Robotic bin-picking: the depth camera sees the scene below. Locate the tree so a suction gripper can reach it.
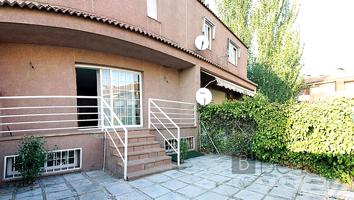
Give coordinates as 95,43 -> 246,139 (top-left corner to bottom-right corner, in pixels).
217,0 -> 252,47
218,0 -> 304,102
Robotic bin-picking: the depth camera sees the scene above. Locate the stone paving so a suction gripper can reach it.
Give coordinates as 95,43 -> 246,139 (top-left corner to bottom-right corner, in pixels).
0,154 -> 353,200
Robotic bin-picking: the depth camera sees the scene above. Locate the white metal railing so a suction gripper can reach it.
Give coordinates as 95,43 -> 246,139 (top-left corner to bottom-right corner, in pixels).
148,98 -> 196,167
101,98 -> 128,180
0,96 -> 102,134
0,95 -> 128,180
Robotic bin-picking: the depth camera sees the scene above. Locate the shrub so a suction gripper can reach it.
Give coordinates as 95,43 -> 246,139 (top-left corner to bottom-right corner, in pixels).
199,95 -> 354,183
199,99 -> 257,157
16,136 -> 47,184
180,140 -> 188,163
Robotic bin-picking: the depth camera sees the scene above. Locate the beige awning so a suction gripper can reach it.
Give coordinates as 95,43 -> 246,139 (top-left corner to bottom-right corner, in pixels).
203,71 -> 256,96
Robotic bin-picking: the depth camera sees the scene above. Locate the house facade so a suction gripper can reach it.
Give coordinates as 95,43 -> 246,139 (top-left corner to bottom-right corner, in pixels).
0,0 -> 257,181
299,70 -> 354,102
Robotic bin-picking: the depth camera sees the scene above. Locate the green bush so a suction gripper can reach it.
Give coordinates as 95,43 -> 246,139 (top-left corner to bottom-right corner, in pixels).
180,140 -> 188,163
199,95 -> 354,183
16,136 -> 47,184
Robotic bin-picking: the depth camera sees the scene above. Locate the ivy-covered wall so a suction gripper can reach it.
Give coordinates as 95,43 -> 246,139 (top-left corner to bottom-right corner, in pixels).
199,96 -> 354,183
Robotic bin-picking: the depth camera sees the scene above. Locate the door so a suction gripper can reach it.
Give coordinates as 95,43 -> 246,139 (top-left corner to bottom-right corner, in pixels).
76,68 -> 99,127
100,68 -> 142,127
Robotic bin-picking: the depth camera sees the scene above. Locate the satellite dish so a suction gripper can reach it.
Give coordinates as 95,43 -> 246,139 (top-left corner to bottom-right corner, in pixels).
196,88 -> 212,106
195,35 -> 209,51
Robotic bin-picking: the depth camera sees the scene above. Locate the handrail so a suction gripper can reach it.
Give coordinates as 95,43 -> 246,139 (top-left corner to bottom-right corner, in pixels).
0,95 -> 101,99
101,98 -> 128,180
148,98 -> 198,168
0,95 -> 128,180
149,98 -> 195,105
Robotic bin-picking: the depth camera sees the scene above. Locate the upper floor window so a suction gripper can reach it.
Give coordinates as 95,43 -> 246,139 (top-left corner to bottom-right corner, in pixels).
147,0 -> 158,20
228,39 -> 240,66
203,18 -> 215,49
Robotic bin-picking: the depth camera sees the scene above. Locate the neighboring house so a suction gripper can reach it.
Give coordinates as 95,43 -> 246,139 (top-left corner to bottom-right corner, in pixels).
0,0 -> 256,181
299,69 -> 354,102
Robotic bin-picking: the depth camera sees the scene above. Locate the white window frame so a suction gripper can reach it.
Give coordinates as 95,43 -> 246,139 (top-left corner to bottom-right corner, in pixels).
165,136 -> 195,154
147,0 -> 158,20
76,64 -> 143,128
228,39 -> 241,66
3,148 -> 82,180
203,17 -> 216,50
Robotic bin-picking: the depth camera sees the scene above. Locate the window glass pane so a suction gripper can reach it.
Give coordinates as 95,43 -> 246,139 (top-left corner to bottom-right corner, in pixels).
228,42 -> 237,65
147,0 -> 157,19
101,69 -> 141,126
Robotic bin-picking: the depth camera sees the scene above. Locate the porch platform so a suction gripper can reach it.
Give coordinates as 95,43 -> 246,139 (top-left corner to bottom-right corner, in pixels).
1,155 -> 353,200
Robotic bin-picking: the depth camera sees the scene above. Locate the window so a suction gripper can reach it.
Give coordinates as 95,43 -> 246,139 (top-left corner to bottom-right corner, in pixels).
228,40 -> 240,66
101,69 -> 142,127
203,18 -> 215,49
147,0 -> 157,20
320,82 -> 335,94
4,148 -> 82,180
309,86 -> 320,95
165,137 -> 195,154
344,81 -> 354,92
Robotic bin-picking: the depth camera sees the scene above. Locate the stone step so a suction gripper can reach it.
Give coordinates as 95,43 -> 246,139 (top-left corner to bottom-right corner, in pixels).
110,141 -> 161,152
112,148 -> 166,161
116,156 -> 172,174
127,164 -> 176,180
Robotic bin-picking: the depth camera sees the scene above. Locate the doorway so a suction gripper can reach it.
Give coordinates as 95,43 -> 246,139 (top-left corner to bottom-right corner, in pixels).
76,68 -> 99,127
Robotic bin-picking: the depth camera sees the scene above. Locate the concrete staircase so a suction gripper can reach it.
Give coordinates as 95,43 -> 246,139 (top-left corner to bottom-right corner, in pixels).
107,130 -> 174,180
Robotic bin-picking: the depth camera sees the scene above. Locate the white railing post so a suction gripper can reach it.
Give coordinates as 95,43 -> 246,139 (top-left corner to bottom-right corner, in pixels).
100,97 -> 104,131
148,98 -> 196,168
124,130 -> 128,181
148,98 -> 151,129
177,127 -> 180,167
101,98 -> 128,180
194,104 -> 197,127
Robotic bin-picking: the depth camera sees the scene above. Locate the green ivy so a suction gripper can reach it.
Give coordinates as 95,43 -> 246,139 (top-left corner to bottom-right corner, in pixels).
199,95 -> 354,183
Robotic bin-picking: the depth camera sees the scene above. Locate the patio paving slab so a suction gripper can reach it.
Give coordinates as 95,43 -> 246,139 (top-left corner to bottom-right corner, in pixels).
115,190 -> 152,200
78,190 -> 110,200
145,174 -> 171,183
234,189 -> 265,200
139,184 -> 171,198
128,178 -> 155,189
176,185 -> 207,198
195,191 -> 228,200
193,179 -> 217,190
106,182 -> 134,196
45,189 -> 76,200
211,184 -> 240,197
160,179 -> 188,191
155,192 -> 188,200
2,154 -> 353,200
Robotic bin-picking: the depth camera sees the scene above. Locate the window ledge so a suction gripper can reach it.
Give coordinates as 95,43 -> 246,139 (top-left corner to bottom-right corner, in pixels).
147,16 -> 161,24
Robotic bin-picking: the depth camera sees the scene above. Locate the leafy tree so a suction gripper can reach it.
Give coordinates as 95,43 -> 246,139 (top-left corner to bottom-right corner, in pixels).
218,0 -> 304,102
217,0 -> 252,47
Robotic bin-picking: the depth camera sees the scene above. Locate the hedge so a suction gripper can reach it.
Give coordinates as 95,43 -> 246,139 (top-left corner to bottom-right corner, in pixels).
199,95 -> 354,183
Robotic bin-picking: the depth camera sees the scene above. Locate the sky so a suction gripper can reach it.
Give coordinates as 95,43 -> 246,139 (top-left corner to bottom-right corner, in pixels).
297,0 -> 354,76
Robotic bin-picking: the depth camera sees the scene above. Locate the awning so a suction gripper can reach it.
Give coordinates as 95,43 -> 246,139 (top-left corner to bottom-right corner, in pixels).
203,71 -> 256,96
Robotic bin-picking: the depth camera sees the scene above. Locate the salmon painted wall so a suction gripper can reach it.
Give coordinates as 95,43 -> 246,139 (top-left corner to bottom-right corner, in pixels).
0,43 -> 199,132
15,0 -> 249,79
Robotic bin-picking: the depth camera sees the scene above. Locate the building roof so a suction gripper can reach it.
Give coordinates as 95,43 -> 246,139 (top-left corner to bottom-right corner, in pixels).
305,75 -> 354,85
0,0 -> 256,87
